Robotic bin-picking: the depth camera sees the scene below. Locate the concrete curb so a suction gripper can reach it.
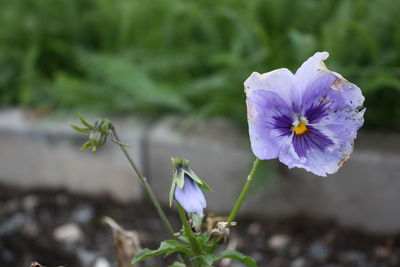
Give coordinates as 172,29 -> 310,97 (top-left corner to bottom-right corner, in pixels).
0,108 -> 399,233
0,109 -> 145,201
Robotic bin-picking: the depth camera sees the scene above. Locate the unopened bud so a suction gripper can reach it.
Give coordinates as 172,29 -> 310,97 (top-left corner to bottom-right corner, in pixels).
89,129 -> 107,147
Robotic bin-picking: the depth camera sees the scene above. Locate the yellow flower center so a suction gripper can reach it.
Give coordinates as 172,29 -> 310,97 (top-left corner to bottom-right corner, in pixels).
293,121 -> 308,135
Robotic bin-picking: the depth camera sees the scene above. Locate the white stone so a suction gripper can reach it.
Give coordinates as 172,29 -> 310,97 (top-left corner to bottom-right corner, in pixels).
267,234 -> 290,251
93,258 -> 111,267
53,223 -> 83,244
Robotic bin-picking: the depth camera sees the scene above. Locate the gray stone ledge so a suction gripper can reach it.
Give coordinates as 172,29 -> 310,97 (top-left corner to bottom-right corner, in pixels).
0,109 -> 145,201
0,109 -> 400,233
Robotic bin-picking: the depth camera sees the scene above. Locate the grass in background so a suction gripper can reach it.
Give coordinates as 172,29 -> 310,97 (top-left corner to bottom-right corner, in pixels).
0,0 -> 399,129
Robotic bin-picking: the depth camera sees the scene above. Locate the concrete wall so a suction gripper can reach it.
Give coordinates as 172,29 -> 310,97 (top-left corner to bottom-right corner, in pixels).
0,108 -> 399,233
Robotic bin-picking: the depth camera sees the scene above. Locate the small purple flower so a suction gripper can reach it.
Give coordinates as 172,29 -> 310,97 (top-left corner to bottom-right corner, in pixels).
170,158 -> 212,216
174,175 -> 207,216
245,52 -> 365,176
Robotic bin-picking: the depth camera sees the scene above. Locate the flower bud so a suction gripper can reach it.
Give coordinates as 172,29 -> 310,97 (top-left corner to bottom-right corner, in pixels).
71,115 -> 111,152
174,175 -> 206,216
169,157 -> 213,216
89,129 -> 107,147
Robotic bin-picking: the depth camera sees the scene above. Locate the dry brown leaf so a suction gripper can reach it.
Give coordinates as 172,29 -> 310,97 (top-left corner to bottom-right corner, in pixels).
103,216 -> 142,267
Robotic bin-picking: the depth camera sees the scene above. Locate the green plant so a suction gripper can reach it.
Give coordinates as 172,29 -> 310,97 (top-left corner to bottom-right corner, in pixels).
1,0 -> 399,128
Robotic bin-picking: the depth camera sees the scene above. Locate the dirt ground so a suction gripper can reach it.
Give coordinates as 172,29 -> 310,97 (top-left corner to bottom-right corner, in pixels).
0,184 -> 399,267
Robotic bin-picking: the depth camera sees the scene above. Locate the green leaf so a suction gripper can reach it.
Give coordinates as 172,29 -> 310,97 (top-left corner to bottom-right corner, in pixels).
171,157 -> 189,168
185,169 -> 213,192
200,254 -> 214,265
70,123 -> 89,134
110,139 -> 131,147
214,250 -> 258,267
80,141 -> 93,150
176,170 -> 185,189
190,214 -> 204,229
78,113 -> 94,129
196,232 -> 210,244
101,119 -> 110,133
197,179 -> 213,192
184,169 -> 202,184
168,261 -> 186,267
169,179 -> 176,207
132,240 -> 192,264
178,234 -> 190,244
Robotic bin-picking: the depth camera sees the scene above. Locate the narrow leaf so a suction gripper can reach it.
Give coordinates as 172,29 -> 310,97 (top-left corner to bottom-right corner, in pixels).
176,170 -> 185,189
132,240 -> 192,264
197,180 -> 213,192
200,254 -> 214,265
80,141 -> 93,150
169,180 -> 176,207
214,250 -> 258,267
185,170 -> 213,192
78,113 -> 94,128
168,262 -> 186,267
70,123 -> 89,134
178,234 -> 190,244
101,119 -> 110,132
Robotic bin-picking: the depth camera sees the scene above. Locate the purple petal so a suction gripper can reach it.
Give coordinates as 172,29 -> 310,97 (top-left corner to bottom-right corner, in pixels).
279,141 -> 344,176
245,69 -> 301,112
294,51 -> 330,93
300,61 -> 365,165
174,176 -> 206,216
292,126 -> 334,159
246,89 -> 296,159
245,69 -> 302,159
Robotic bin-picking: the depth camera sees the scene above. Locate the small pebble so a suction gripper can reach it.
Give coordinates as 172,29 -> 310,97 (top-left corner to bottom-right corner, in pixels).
340,250 -> 367,265
247,222 -> 262,236
77,249 -> 97,267
93,257 -> 111,267
291,257 -> 307,267
72,205 -> 95,224
22,195 -> 39,211
53,223 -> 83,244
267,234 -> 290,251
0,213 -> 26,235
308,241 -> 328,261
374,246 -> 391,259
22,222 -> 39,237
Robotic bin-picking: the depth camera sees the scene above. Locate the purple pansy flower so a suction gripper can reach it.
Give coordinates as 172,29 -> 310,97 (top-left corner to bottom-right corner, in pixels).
245,52 -> 365,176
174,175 -> 207,216
170,158 -> 212,216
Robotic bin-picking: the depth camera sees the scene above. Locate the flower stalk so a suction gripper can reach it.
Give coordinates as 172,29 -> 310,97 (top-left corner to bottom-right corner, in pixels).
110,126 -> 193,267
177,203 -> 203,266
227,158 -> 260,223
209,158 -> 260,252
110,125 -> 175,236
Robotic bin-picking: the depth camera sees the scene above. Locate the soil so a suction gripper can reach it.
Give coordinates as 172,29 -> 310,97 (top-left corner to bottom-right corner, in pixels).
0,184 -> 399,267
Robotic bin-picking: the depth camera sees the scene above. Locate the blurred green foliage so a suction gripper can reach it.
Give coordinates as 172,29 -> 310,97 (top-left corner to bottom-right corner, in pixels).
0,0 -> 399,129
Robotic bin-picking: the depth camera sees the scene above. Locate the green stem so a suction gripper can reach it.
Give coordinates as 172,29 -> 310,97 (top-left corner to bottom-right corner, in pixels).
227,158 -> 260,222
208,158 -> 261,253
110,126 -> 192,267
177,203 -> 203,265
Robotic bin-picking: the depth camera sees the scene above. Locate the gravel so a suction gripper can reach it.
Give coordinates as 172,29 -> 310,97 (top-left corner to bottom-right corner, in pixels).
0,184 -> 399,267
